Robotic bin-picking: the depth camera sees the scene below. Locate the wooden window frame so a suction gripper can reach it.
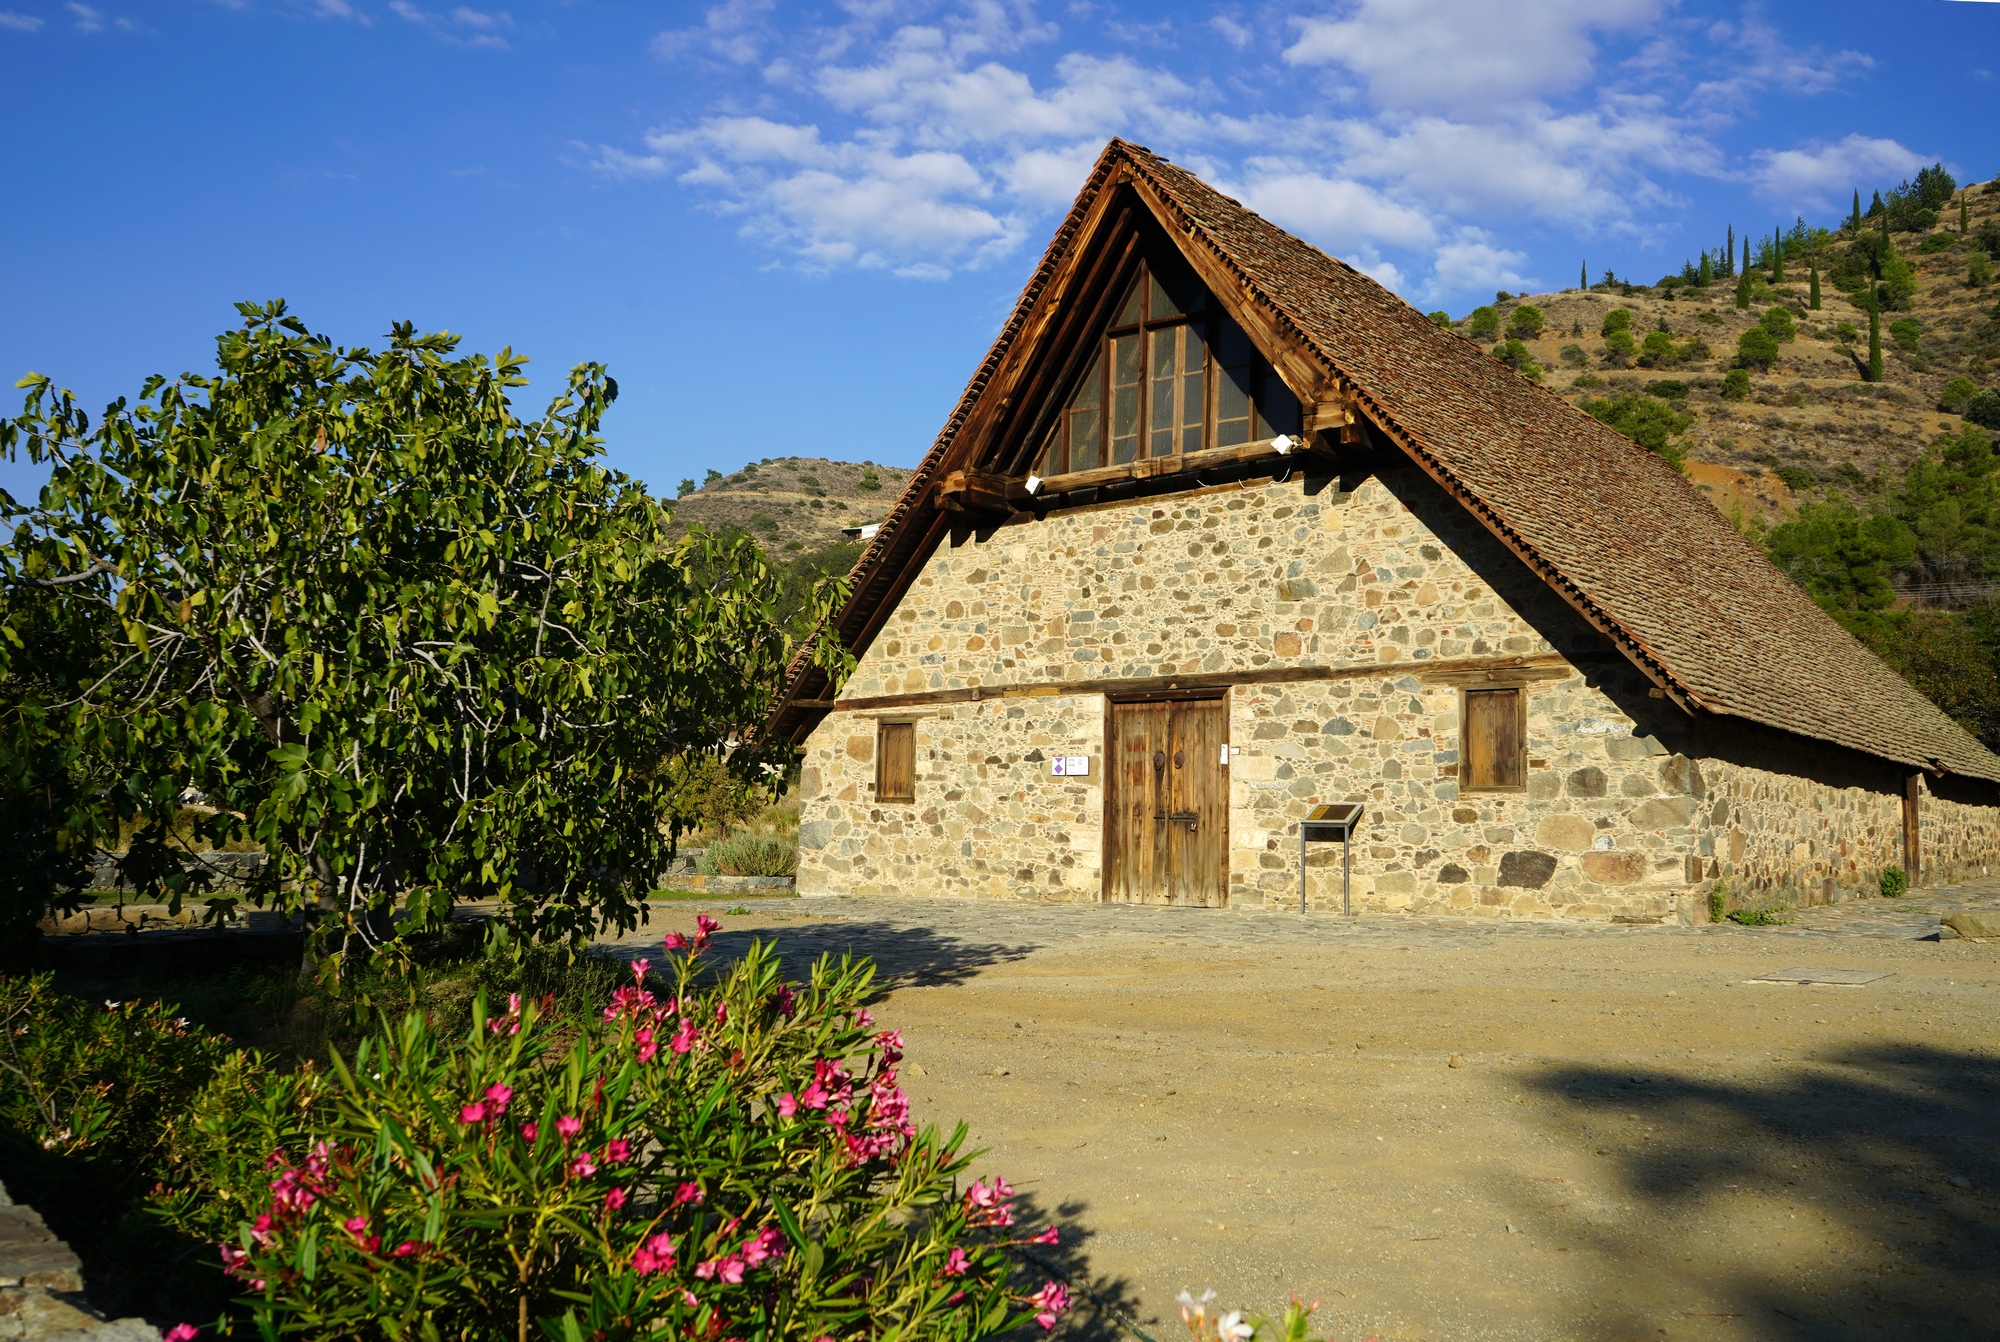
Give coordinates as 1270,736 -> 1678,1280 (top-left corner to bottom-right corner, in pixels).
875,720 -> 916,805
1037,254 -> 1301,477
1459,686 -> 1528,794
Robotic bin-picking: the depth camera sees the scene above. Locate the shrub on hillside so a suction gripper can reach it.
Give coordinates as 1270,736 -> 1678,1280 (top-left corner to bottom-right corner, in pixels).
1581,393 -> 1692,469
1966,389 -> 2000,431
1760,306 -> 1797,342
1736,327 -> 1780,370
1600,308 -> 1632,337
1506,304 -> 1544,339
1600,329 -> 1636,368
1559,343 -> 1588,367
1465,306 -> 1500,341
1939,377 -> 1980,415
1721,369 -> 1751,400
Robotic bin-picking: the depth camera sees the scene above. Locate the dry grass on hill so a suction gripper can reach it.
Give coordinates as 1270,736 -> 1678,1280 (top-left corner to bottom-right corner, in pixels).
1484,180 -> 1999,528
665,456 -> 913,555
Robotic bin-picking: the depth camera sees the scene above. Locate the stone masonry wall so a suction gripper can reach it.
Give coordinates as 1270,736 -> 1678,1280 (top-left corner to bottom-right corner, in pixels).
798,464 -> 2000,916
796,695 -> 1104,900
1920,782 -> 2000,888
1232,663 -> 1694,921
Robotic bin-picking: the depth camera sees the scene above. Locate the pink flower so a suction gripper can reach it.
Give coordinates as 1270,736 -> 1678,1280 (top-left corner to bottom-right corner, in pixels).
943,1248 -> 970,1278
484,1084 -> 513,1115
630,957 -> 651,980
460,1102 -> 488,1124
876,1029 -> 905,1062
673,1181 -> 705,1207
798,1081 -> 830,1111
634,1027 -> 658,1063
604,1138 -> 631,1164
1032,1226 -> 1059,1245
694,1253 -> 745,1284
520,1122 -> 539,1144
963,1177 -> 1015,1228
344,1215 -> 369,1234
556,1115 -> 582,1141
663,932 -> 688,951
164,1325 -> 199,1341
740,1226 -> 786,1268
772,986 -> 796,1019
570,1153 -> 598,1178
696,914 -> 720,939
604,1187 -> 628,1212
391,1241 -> 419,1258
1033,1282 -> 1069,1330
633,1232 -> 676,1276
672,1018 -> 699,1054
714,1001 -> 729,1025
853,1008 -> 874,1028
776,1093 -> 799,1118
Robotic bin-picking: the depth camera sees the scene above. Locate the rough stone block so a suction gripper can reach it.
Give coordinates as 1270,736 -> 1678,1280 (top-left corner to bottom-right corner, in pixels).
1630,796 -> 1697,829
1606,734 -> 1668,760
1498,850 -> 1557,888
1534,815 -> 1595,852
1581,851 -> 1648,884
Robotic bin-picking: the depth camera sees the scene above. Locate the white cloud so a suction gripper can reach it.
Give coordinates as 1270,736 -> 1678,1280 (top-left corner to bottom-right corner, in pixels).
1284,0 -> 1666,115
1693,17 -> 1871,107
652,0 -> 773,65
0,10 -> 43,30
391,0 -> 510,48
68,3 -> 101,31
1422,230 -> 1536,304
1208,14 -> 1249,49
1233,167 -> 1436,251
1749,134 -> 1933,213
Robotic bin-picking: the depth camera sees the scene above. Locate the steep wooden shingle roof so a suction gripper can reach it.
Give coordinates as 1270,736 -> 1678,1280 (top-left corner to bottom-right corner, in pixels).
766,139 -> 2000,785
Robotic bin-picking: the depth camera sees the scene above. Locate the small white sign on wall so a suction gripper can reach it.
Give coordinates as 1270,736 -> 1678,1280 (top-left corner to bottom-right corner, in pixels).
1050,755 -> 1090,776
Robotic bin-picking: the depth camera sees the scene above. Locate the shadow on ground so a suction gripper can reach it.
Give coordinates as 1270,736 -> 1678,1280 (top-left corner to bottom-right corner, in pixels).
1521,1043 -> 2000,1340
1002,1190 -> 1149,1342
602,920 -> 1040,992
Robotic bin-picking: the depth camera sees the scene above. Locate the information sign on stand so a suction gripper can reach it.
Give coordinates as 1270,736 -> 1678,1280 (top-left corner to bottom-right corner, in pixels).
1300,802 -> 1365,915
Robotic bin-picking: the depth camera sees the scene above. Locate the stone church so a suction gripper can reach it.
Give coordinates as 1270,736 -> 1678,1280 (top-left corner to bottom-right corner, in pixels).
764,139 -> 2000,923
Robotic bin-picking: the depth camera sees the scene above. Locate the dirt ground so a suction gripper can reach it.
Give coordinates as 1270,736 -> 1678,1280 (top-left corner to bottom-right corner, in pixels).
622,899 -> 2000,1342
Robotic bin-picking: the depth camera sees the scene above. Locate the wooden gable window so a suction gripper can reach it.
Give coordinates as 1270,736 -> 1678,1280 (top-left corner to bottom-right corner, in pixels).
1035,251 -> 1302,477
1462,688 -> 1525,791
875,721 -> 915,804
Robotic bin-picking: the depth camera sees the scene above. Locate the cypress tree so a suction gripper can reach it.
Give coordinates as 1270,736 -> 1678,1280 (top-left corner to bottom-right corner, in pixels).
1868,302 -> 1883,382
1698,251 -> 1713,287
1581,260 -> 1588,291
1851,189 -> 1863,233
1726,224 -> 1735,274
1772,226 -> 1784,283
1809,262 -> 1821,310
1744,236 -> 1752,276
1963,192 -> 1971,234
1881,208 -> 1890,242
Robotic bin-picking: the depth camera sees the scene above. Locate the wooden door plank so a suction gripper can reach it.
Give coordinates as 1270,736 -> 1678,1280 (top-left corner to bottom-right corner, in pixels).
1108,703 -> 1170,904
1167,701 -> 1228,907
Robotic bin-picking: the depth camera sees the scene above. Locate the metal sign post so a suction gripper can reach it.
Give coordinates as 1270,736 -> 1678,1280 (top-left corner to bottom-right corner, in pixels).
1300,802 -> 1365,915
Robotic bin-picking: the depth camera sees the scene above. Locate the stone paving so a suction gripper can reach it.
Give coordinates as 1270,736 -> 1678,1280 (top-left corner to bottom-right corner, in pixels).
599,878 -> 2000,983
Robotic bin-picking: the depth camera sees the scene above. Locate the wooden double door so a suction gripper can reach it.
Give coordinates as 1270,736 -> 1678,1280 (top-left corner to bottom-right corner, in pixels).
1106,698 -> 1229,906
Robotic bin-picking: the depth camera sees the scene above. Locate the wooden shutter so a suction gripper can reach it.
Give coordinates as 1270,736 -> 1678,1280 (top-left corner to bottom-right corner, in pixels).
876,722 -> 915,803
1464,689 -> 1524,790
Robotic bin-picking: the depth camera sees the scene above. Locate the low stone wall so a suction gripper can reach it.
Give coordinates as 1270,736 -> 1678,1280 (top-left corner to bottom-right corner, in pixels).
80,850 -> 270,896
659,875 -> 796,894
0,1178 -> 158,1341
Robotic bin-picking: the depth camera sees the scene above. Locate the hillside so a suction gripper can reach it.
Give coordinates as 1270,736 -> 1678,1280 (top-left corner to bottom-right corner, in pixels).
664,456 -> 913,555
1455,174 -> 2000,529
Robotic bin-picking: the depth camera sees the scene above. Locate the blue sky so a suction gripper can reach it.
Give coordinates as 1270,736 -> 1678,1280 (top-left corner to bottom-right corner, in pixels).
2,0 -> 1996,501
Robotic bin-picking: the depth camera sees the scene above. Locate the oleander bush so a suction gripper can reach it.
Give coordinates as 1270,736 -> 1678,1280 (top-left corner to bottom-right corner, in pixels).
1,927 -> 1060,1342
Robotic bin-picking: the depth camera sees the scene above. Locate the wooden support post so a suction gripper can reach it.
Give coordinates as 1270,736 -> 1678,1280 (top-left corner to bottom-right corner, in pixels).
1903,771 -> 1923,887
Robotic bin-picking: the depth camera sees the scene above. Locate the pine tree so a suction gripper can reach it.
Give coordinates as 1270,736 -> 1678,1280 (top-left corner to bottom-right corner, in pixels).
1868,302 -> 1883,382
1870,189 -> 1884,218
1772,226 -> 1784,283
1851,189 -> 1863,233
1809,263 -> 1821,310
